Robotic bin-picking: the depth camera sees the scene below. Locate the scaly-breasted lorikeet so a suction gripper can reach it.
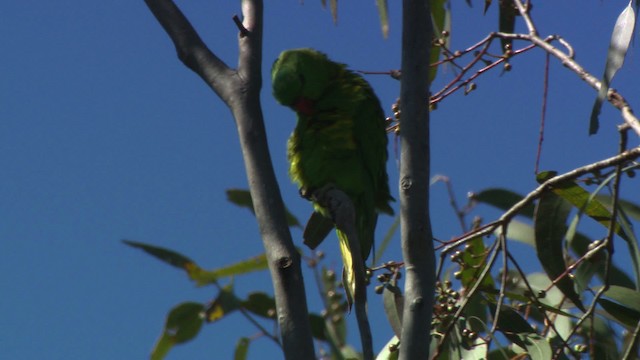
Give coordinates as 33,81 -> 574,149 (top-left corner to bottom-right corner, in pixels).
272,48 -> 394,299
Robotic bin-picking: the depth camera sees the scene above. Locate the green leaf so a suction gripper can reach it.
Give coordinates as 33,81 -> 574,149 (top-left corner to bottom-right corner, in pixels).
590,0 -> 636,134
226,188 -> 301,228
586,316 -> 621,359
512,333 -> 553,360
374,215 -> 400,265
382,283 -> 404,338
536,171 -> 629,241
534,190 -> 584,310
602,285 -> 640,312
459,236 -> 495,290
234,337 -> 250,360
595,195 -> 640,222
430,0 -> 450,83
151,302 -> 205,360
205,284 -> 241,323
192,253 -> 269,286
472,188 -> 535,218
123,239 -> 194,269
241,292 -> 276,319
488,303 -> 535,348
495,219 -> 535,247
598,298 -> 640,328
376,0 -> 389,38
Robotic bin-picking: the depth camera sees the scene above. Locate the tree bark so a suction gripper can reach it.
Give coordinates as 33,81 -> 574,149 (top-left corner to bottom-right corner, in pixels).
144,1 -> 315,358
398,0 -> 435,359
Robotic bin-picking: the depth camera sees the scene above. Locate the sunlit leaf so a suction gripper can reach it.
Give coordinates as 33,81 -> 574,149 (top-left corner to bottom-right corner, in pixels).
512,333 -> 553,360
376,0 -> 389,38
376,335 -> 400,360
590,0 -> 636,134
534,190 -> 584,310
192,253 -> 269,286
226,188 -> 301,228
536,171 -> 630,241
151,302 -> 205,360
495,219 -> 535,246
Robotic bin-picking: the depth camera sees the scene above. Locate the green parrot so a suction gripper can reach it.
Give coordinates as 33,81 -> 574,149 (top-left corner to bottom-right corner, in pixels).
271,48 -> 394,299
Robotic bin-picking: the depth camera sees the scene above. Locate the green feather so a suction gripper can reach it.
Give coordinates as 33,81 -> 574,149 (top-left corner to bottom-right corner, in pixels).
272,48 -> 394,298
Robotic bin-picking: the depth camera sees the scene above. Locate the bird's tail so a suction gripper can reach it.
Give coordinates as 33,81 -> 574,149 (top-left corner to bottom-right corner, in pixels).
337,229 -> 356,308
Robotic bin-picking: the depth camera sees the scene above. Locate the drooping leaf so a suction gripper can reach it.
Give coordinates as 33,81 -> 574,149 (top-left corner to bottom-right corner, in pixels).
495,219 -> 535,247
376,0 -> 389,38
226,188 -> 301,228
534,190 -> 584,310
382,283 -> 404,338
234,337 -> 250,360
598,298 -> 640,328
590,0 -> 636,134
584,315 -> 621,359
124,240 -> 269,286
374,214 -> 400,265
472,188 -> 535,218
483,0 -> 492,14
123,239 -> 194,269
430,0 -> 450,83
151,302 -> 205,360
488,302 -> 535,348
595,195 -> 640,222
602,285 -> 640,312
569,231 -> 635,289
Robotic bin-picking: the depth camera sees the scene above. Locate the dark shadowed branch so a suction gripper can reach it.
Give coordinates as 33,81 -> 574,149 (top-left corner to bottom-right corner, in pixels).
398,0 -> 435,359
143,0 -> 315,358
311,186 -> 373,360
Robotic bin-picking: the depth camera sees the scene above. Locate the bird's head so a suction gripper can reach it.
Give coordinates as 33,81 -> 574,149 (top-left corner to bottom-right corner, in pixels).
271,48 -> 333,113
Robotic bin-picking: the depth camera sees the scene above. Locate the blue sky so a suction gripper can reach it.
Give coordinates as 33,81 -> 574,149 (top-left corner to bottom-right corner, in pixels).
2,1 -> 639,359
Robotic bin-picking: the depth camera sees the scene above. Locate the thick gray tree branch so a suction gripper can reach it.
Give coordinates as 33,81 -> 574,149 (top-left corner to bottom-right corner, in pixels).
398,0 -> 435,359
144,0 -> 315,358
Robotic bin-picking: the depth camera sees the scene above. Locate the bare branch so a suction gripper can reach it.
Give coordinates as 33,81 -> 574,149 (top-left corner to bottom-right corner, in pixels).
144,1 -> 315,358
398,0 -> 434,359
